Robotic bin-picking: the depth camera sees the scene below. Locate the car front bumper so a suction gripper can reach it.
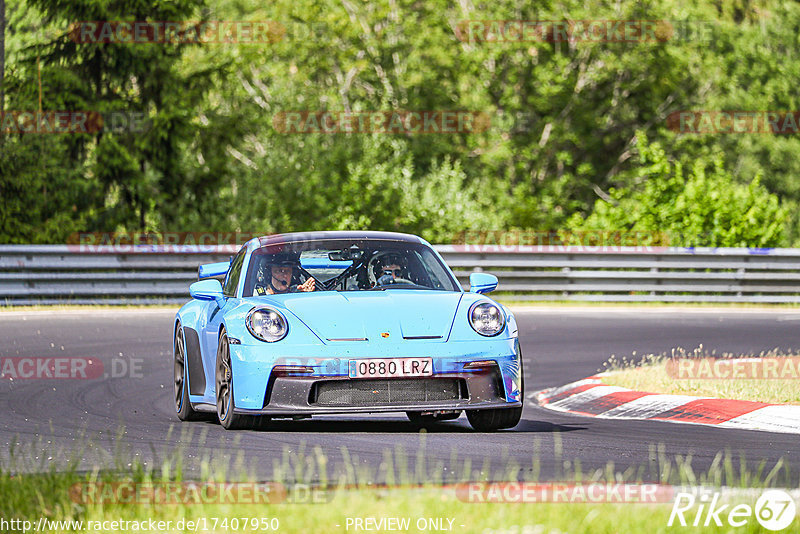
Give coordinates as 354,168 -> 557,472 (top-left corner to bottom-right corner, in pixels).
226,338 -> 523,414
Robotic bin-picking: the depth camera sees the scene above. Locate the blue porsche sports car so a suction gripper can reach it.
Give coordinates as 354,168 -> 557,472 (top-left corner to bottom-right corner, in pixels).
173,231 -> 523,431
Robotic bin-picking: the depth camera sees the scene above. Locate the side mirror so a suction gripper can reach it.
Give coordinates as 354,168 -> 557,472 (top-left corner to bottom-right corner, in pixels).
469,272 -> 498,294
198,260 -> 231,280
190,279 -> 225,307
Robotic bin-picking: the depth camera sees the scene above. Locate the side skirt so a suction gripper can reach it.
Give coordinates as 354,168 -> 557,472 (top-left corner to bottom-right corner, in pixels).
183,327 -> 207,396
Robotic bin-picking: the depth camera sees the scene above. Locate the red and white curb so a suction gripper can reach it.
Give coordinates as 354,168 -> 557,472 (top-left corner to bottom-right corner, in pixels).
531,375 -> 800,434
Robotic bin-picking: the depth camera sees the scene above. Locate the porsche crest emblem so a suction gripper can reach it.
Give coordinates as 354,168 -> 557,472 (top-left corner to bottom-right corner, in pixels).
381,332 -> 390,338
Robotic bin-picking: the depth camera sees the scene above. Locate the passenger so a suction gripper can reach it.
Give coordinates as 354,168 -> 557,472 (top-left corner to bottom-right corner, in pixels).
255,253 -> 315,295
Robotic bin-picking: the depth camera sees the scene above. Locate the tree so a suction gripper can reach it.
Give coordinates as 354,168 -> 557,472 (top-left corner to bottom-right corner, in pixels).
3,0 -> 800,246
568,134 -> 786,247
1,0 -> 5,116
20,0 -> 231,231
0,136 -> 94,242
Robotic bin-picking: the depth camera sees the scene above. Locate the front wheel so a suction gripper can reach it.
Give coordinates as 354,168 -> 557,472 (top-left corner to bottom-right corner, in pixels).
216,328 -> 265,430
467,346 -> 524,432
466,406 -> 522,432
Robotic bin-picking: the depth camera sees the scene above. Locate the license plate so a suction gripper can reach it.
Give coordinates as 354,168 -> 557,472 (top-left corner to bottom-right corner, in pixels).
348,358 -> 433,378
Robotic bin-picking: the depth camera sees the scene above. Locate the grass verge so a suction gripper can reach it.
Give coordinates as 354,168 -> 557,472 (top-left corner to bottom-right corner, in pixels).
601,349 -> 800,405
5,473 -> 788,534
2,431 -> 799,533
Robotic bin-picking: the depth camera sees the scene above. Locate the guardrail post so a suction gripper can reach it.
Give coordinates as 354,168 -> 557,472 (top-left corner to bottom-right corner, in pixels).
650,266 -> 658,296
737,266 -> 745,297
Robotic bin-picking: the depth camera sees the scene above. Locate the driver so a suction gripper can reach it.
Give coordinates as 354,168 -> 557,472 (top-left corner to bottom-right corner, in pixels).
255,253 -> 315,295
373,252 -> 410,286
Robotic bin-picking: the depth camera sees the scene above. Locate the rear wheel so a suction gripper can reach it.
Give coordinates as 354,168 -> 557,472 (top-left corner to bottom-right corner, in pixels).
174,323 -> 201,421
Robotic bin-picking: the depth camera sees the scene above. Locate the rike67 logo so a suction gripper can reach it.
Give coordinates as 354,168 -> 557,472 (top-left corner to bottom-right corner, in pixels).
668,489 -> 797,531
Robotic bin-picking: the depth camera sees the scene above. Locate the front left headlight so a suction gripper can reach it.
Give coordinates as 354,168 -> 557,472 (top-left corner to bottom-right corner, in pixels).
246,307 -> 288,342
468,302 -> 505,337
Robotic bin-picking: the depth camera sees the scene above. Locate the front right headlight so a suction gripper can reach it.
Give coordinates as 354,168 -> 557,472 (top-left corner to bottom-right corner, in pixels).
468,302 -> 505,337
246,307 -> 288,342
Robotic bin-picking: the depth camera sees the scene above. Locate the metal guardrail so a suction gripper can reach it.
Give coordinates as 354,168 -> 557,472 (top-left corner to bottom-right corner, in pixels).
2,244 -> 800,305
437,245 -> 800,303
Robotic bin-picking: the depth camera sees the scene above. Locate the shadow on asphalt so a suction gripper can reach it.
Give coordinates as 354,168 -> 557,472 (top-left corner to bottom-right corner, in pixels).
193,417 -> 586,434
513,420 -> 586,433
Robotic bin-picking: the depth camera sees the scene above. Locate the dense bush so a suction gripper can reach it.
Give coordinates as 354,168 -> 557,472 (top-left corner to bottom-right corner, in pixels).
568,134 -> 786,247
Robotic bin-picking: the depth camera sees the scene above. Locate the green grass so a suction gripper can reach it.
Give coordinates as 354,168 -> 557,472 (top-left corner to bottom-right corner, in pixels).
601,349 -> 800,405
3,467 -> 794,534
2,430 -> 798,533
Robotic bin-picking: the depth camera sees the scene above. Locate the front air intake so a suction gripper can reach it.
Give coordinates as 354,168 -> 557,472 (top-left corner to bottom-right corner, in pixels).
311,378 -> 464,406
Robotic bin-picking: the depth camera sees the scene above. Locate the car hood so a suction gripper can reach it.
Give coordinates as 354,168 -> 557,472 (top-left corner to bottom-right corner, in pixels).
271,290 -> 464,342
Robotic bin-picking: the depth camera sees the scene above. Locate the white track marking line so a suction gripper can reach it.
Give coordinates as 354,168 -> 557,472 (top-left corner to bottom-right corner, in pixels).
718,405 -> 800,434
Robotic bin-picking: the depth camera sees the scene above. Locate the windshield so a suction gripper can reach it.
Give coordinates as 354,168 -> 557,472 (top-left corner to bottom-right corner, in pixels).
242,239 -> 460,296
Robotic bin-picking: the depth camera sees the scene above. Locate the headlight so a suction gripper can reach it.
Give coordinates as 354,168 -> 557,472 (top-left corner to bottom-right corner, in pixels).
246,307 -> 288,342
468,302 -> 505,337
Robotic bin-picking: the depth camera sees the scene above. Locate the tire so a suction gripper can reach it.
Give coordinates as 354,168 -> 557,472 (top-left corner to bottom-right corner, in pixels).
406,410 -> 461,424
467,345 -> 525,432
174,323 -> 202,421
466,406 -> 522,432
216,327 -> 263,430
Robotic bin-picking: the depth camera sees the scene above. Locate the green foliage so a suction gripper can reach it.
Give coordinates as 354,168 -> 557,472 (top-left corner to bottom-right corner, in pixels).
225,133 -> 500,242
0,136 -> 96,242
569,134 -> 786,247
2,0 -> 232,239
332,137 -> 502,243
3,0 -> 800,245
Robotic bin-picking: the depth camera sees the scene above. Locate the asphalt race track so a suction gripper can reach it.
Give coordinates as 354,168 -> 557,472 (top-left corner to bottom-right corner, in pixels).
1,307 -> 799,483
